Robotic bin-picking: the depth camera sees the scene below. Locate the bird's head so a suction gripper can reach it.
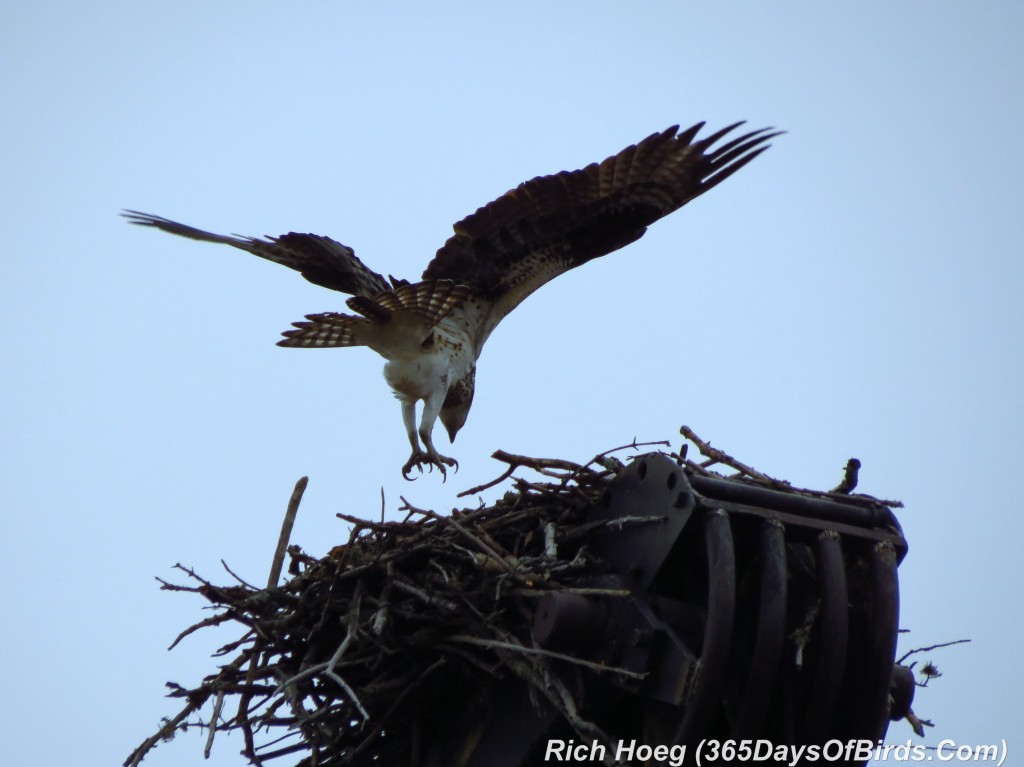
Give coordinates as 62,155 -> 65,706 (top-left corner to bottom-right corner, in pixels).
440,367 -> 475,443
440,403 -> 470,443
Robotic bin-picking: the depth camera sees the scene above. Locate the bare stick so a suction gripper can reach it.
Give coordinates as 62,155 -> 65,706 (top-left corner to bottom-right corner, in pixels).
509,586 -> 631,598
221,559 -> 258,590
897,638 -> 972,665
342,659 -> 447,764
277,583 -> 370,723
269,476 -> 308,589
447,634 -> 646,680
575,438 -> 671,480
124,701 -> 201,767
204,691 -> 225,758
458,464 -> 516,497
237,476 -> 309,758
680,425 -> 781,485
544,523 -> 557,559
167,612 -> 236,650
492,449 -> 583,473
408,505 -> 516,576
457,449 -> 586,497
505,656 -> 613,748
391,577 -> 459,612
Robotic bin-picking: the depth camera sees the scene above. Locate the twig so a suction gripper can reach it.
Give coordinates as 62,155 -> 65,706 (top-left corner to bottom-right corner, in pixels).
544,522 -> 557,559
447,634 -> 646,681
167,612 -> 236,650
458,464 -> 516,497
341,658 -> 447,764
124,700 -> 202,767
603,514 -> 667,530
458,447 -> 601,497
492,449 -> 583,473
277,582 -> 370,723
509,586 -> 631,598
680,425 -> 782,485
897,638 -> 972,665
221,559 -> 258,590
124,653 -> 248,766
391,576 -> 459,612
204,691 -> 225,758
410,505 -> 518,577
269,477 -> 308,589
238,476 -> 308,762
570,438 -> 670,484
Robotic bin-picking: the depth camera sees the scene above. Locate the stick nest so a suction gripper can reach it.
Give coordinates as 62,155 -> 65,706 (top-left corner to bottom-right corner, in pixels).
125,428 -> 898,767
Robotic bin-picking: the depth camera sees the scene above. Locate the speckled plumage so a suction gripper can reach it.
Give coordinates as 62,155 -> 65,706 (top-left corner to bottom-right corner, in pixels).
125,121 -> 778,478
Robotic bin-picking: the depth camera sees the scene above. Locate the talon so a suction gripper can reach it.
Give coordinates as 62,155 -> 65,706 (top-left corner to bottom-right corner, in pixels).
402,450 -> 429,481
401,450 -> 457,481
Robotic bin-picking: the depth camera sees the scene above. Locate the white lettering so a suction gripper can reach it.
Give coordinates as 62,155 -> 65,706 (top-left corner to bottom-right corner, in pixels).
937,739 -> 956,761
544,739 -> 607,762
822,739 -> 843,759
615,740 -> 636,763
785,743 -> 804,766
975,743 -> 999,761
753,739 -> 774,759
544,740 -> 565,761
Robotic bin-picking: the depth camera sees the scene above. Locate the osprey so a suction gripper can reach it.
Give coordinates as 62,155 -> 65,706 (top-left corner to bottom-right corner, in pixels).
125,121 -> 777,479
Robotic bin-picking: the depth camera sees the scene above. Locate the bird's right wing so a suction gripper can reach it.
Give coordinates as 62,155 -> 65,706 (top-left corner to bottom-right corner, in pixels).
422,122 -> 779,349
123,210 -> 391,297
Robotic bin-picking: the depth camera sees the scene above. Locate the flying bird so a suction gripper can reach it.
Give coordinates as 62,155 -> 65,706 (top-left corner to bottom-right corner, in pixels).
125,121 -> 777,479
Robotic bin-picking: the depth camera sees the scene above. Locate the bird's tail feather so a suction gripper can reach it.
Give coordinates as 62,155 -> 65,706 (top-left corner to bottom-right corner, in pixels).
347,280 -> 470,327
278,313 -> 368,348
278,280 -> 471,349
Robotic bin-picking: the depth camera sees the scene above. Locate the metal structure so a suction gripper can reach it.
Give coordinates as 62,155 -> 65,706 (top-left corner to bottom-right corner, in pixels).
424,454 -> 911,766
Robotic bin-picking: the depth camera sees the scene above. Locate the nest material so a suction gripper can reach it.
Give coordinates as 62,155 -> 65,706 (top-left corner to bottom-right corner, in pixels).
125,429 -> 898,767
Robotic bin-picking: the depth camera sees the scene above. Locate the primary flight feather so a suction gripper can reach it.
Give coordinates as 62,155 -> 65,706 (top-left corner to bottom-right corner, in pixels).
125,121 -> 778,479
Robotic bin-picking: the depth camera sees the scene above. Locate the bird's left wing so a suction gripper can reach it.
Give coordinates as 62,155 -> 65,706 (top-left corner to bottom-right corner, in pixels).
422,122 -> 779,348
123,210 -> 391,296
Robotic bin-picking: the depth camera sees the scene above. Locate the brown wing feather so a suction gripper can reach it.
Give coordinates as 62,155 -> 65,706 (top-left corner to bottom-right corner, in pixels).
346,280 -> 471,325
278,313 -> 366,348
422,122 -> 778,345
123,210 -> 390,296
278,280 -> 471,350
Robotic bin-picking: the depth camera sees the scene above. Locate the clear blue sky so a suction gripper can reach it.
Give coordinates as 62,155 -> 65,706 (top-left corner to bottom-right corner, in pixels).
3,2 -> 1021,765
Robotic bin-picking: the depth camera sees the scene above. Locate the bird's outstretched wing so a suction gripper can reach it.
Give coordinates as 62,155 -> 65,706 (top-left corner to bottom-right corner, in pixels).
122,210 -> 391,296
423,122 -> 779,347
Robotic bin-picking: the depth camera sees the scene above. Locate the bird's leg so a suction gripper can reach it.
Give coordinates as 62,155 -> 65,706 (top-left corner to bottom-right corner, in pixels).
401,391 -> 458,481
401,400 -> 432,480
401,399 -> 421,454
419,391 -> 458,477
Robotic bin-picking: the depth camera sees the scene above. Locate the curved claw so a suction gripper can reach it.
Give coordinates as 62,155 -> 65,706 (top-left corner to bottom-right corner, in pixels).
437,456 -> 458,483
401,451 -> 458,481
402,450 -> 427,481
